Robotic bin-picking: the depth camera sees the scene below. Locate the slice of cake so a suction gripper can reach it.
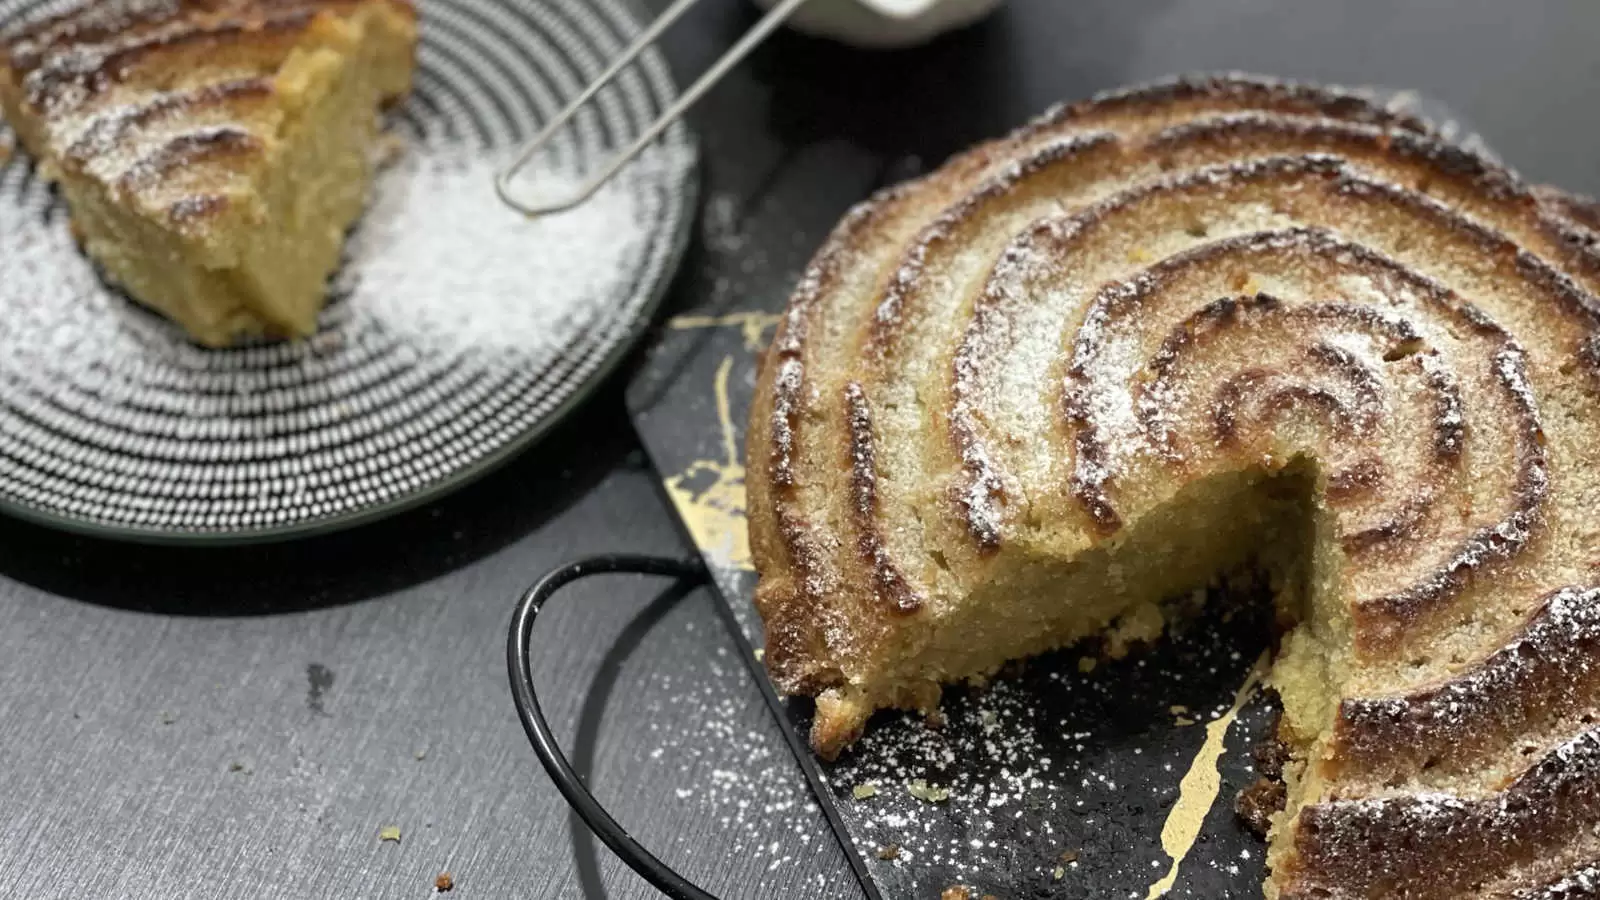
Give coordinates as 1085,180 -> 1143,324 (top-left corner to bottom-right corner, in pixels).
0,0 -> 417,346
747,75 -> 1600,898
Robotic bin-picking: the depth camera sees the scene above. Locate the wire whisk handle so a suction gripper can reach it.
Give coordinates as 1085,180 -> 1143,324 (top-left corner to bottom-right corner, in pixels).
494,0 -> 811,216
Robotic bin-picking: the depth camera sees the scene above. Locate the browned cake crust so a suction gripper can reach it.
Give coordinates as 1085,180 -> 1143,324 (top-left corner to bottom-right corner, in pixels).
745,74 -> 1600,898
0,0 -> 412,219
0,0 -> 416,343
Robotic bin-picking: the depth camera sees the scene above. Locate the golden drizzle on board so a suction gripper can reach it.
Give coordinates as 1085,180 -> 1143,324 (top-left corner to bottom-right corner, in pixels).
1144,652 -> 1269,899
660,311 -> 780,571
668,311 -> 780,352
663,355 -> 752,571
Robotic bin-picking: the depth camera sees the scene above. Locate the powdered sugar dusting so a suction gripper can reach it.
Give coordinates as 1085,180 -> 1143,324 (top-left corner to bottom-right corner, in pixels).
641,638 -> 830,875
335,143 -> 674,358
945,218 -> 1081,540
0,198 -> 142,399
827,678 -> 1069,875
1365,342 -> 1548,622
1518,864 -> 1600,898
1341,586 -> 1600,774
1299,727 -> 1600,896
984,222 -> 1087,447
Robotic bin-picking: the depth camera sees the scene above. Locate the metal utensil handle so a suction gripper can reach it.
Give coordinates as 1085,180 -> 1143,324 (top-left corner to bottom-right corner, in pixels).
507,554 -> 723,900
494,0 -> 811,216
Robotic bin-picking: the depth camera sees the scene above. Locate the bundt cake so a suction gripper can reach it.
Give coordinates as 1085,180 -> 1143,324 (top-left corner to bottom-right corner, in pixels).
745,74 -> 1600,898
0,0 -> 417,346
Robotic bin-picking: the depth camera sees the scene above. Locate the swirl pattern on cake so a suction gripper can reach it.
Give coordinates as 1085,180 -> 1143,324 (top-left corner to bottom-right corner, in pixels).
745,75 -> 1600,898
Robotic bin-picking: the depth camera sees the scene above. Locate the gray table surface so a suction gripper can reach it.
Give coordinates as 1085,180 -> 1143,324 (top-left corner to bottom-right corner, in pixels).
4,1 -> 1600,898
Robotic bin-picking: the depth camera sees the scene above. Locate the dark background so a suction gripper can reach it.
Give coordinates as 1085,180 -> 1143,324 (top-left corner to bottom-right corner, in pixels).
3,1 -> 1598,898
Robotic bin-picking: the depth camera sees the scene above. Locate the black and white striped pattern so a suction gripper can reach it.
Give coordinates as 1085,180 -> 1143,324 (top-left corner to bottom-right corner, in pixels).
0,0 -> 697,539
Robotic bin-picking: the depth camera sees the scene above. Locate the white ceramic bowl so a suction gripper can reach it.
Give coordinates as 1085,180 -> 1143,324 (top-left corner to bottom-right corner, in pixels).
753,0 -> 1004,48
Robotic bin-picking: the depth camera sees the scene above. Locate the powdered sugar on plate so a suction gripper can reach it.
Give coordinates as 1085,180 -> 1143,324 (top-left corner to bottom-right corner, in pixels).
334,141 -> 682,360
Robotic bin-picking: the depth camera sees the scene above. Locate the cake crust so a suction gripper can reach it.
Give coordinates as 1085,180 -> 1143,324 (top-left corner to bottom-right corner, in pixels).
746,74 -> 1600,898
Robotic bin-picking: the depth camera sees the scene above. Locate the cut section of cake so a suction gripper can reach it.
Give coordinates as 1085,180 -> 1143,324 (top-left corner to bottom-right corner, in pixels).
746,74 -> 1600,898
0,0 -> 417,346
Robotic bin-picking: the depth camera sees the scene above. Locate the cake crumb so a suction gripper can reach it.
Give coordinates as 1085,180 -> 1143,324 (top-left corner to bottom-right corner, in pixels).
1077,656 -> 1097,673
1060,849 -> 1080,863
379,825 -> 402,843
876,844 -> 900,860
907,779 -> 949,803
1169,705 -> 1189,715
373,131 -> 408,169
1236,776 -> 1286,836
851,783 -> 878,800
1174,716 -> 1197,727
753,648 -> 765,661
941,887 -> 972,900
434,872 -> 454,892
1053,865 -> 1067,880
1105,601 -> 1166,658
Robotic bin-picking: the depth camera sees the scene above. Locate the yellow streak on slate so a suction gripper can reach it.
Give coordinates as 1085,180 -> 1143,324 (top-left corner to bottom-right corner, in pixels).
663,356 -> 752,571
668,311 -> 780,352
1144,652 -> 1268,899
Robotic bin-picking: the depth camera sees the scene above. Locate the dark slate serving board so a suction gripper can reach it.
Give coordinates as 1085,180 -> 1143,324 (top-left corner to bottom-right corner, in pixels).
626,87 -> 1481,900
627,292 -> 1278,900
